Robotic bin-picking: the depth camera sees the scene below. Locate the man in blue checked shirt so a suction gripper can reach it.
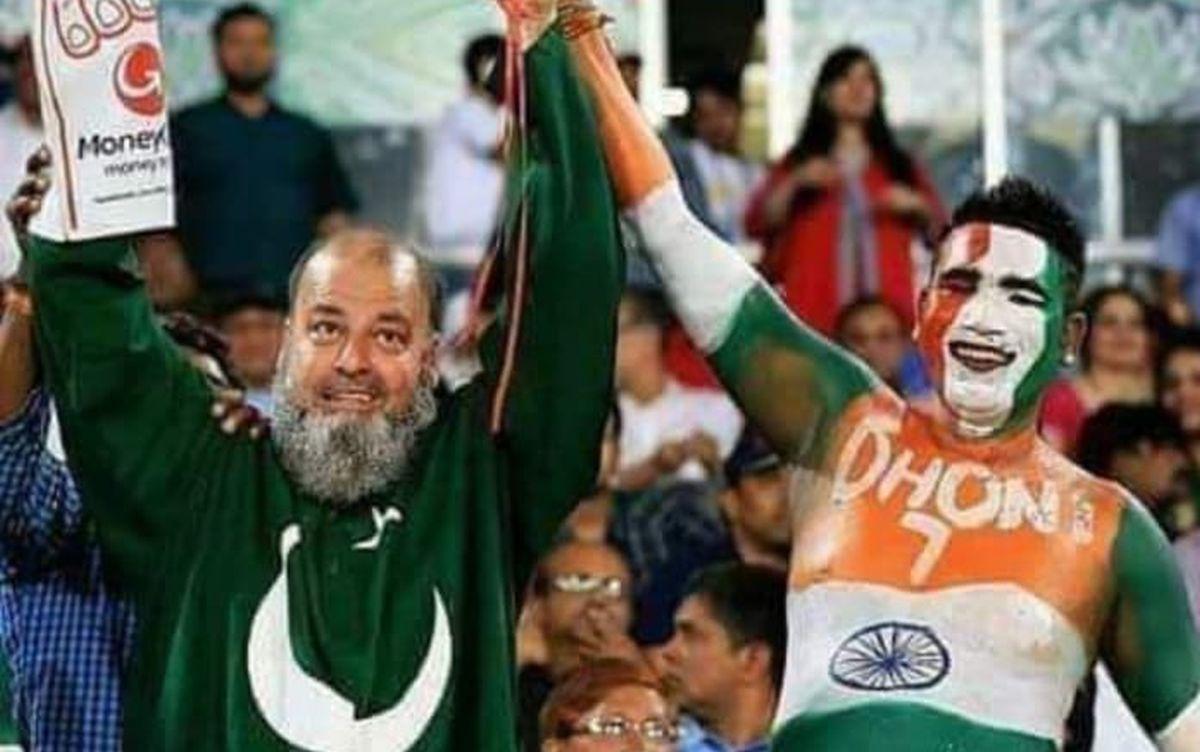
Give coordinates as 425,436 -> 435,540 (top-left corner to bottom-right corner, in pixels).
0,208 -> 264,748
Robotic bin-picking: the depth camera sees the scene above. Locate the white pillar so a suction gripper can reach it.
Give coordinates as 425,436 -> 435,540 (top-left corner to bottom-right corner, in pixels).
980,0 -> 1008,185
639,0 -> 669,129
765,0 -> 796,158
1098,115 -> 1123,244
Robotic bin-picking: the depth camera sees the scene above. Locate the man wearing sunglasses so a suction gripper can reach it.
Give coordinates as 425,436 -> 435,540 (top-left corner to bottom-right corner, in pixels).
521,541 -> 642,751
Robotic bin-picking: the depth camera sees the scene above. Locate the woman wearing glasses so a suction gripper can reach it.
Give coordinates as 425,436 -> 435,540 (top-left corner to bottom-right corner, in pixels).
540,660 -> 679,751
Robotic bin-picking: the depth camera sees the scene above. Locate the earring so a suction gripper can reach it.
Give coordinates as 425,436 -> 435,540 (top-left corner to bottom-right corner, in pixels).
1063,352 -> 1077,367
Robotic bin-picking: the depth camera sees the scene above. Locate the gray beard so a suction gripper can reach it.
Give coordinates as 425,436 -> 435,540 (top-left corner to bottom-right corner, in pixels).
270,376 -> 438,507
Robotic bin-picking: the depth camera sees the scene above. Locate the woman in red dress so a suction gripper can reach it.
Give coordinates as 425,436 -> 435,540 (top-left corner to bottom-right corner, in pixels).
745,46 -> 945,335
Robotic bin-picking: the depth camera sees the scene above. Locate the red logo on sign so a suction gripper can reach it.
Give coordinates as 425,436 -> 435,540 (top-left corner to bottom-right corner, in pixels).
113,42 -> 164,116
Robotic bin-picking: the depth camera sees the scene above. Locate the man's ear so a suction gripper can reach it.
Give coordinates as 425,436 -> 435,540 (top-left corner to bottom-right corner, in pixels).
738,641 -> 772,685
1063,311 -> 1087,366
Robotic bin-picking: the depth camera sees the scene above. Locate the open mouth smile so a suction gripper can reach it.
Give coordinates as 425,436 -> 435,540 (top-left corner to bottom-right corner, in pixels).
948,341 -> 1016,373
320,388 -> 382,412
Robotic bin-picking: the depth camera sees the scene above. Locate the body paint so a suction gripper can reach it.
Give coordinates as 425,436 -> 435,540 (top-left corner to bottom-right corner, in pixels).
917,223 -> 1070,438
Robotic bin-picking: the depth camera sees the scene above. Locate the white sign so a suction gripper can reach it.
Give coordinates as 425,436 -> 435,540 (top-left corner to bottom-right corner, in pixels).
29,0 -> 173,241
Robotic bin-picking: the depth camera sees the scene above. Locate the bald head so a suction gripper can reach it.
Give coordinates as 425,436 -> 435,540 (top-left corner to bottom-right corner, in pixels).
288,228 -> 443,335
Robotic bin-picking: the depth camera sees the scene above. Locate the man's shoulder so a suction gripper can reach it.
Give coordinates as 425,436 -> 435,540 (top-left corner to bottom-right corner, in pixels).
268,104 -> 331,138
172,97 -> 225,125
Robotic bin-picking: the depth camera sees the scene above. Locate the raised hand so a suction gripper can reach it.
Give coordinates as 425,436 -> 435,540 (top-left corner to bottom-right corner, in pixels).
495,0 -> 556,46
210,390 -> 268,441
6,147 -> 51,241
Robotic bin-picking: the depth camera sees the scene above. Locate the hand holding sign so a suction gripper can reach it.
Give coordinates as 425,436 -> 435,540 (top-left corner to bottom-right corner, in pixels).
30,0 -> 174,242
6,148 -> 52,246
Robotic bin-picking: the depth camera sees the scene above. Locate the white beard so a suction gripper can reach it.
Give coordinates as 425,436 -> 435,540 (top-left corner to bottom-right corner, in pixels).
270,374 -> 438,506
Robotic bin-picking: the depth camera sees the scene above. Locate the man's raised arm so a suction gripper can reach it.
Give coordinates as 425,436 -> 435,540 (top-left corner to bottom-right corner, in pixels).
562,15 -> 882,468
484,12 -> 624,585
19,188 -> 230,591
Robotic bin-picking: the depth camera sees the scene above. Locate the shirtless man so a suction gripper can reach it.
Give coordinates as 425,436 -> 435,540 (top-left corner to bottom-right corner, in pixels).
550,4 -> 1200,748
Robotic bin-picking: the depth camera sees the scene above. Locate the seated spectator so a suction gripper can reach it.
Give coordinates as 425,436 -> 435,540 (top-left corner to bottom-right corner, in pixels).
668,68 -> 762,245
661,563 -> 786,752
1042,286 -> 1158,453
519,541 -> 642,751
719,431 -> 791,572
1157,183 -> 1200,325
539,659 -> 679,751
615,290 -> 742,489
1075,403 -> 1194,539
213,292 -> 287,414
581,429 -> 788,645
172,3 -> 359,300
833,295 -> 932,401
1161,328 -> 1200,470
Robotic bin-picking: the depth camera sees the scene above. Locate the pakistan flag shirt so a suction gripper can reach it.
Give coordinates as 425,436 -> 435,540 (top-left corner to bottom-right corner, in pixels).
27,32 -> 622,751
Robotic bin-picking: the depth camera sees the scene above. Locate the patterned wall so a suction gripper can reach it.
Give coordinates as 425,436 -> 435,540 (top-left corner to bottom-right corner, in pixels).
1007,0 -> 1200,123
788,0 -> 982,128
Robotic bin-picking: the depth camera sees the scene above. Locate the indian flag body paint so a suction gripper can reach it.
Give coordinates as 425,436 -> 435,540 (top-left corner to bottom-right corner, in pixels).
595,56 -> 1200,741
917,223 -> 1069,439
772,393 -> 1199,750
619,184 -> 1200,750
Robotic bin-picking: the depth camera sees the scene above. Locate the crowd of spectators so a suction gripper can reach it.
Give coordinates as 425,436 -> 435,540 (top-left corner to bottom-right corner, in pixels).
8,5 -> 1200,750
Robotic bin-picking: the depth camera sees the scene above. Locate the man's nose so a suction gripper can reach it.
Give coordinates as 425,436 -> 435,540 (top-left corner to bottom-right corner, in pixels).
334,336 -> 372,376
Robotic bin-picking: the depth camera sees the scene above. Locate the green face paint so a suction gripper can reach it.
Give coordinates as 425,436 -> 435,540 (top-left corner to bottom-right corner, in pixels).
1005,248 -> 1070,432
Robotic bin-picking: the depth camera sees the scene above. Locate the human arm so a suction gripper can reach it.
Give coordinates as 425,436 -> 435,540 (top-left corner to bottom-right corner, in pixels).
19,187 -> 230,592
484,17 -> 623,584
564,20 -> 881,468
0,283 -> 87,575
745,158 -> 838,240
1101,501 -> 1200,750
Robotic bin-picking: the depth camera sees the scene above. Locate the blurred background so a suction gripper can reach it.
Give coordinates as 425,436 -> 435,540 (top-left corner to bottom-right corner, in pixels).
4,0 -> 1197,289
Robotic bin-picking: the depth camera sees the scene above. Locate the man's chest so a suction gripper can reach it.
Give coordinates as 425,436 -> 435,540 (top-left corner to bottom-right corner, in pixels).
791,411 -> 1120,639
139,465 -> 512,750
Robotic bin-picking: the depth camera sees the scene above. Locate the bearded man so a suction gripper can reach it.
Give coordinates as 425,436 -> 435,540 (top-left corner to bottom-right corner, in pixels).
11,6 -> 620,750
557,6 -> 1200,749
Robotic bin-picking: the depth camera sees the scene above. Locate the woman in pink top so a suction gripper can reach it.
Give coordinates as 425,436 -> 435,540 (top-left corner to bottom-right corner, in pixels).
1040,286 -> 1160,453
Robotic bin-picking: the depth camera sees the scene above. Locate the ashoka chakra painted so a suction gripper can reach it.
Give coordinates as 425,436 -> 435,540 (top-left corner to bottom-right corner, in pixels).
829,621 -> 950,691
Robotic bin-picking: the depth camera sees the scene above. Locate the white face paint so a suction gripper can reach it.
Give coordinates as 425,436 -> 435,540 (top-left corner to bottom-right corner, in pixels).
921,225 -> 1053,437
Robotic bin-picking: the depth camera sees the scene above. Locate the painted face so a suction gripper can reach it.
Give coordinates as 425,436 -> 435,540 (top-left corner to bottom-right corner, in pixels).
917,223 -> 1068,437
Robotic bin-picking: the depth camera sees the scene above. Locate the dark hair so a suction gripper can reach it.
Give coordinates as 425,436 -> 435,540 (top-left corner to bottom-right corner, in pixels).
689,67 -> 742,107
948,176 -> 1086,303
539,659 -> 670,742
1159,326 -> 1200,394
833,295 -> 903,344
159,312 -> 241,390
463,34 -> 504,88
621,288 -> 670,331
211,291 -> 287,323
1075,403 -> 1186,476
1075,286 -> 1156,373
787,46 -> 915,185
682,563 -> 787,690
287,228 -> 444,334
211,3 -> 275,44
